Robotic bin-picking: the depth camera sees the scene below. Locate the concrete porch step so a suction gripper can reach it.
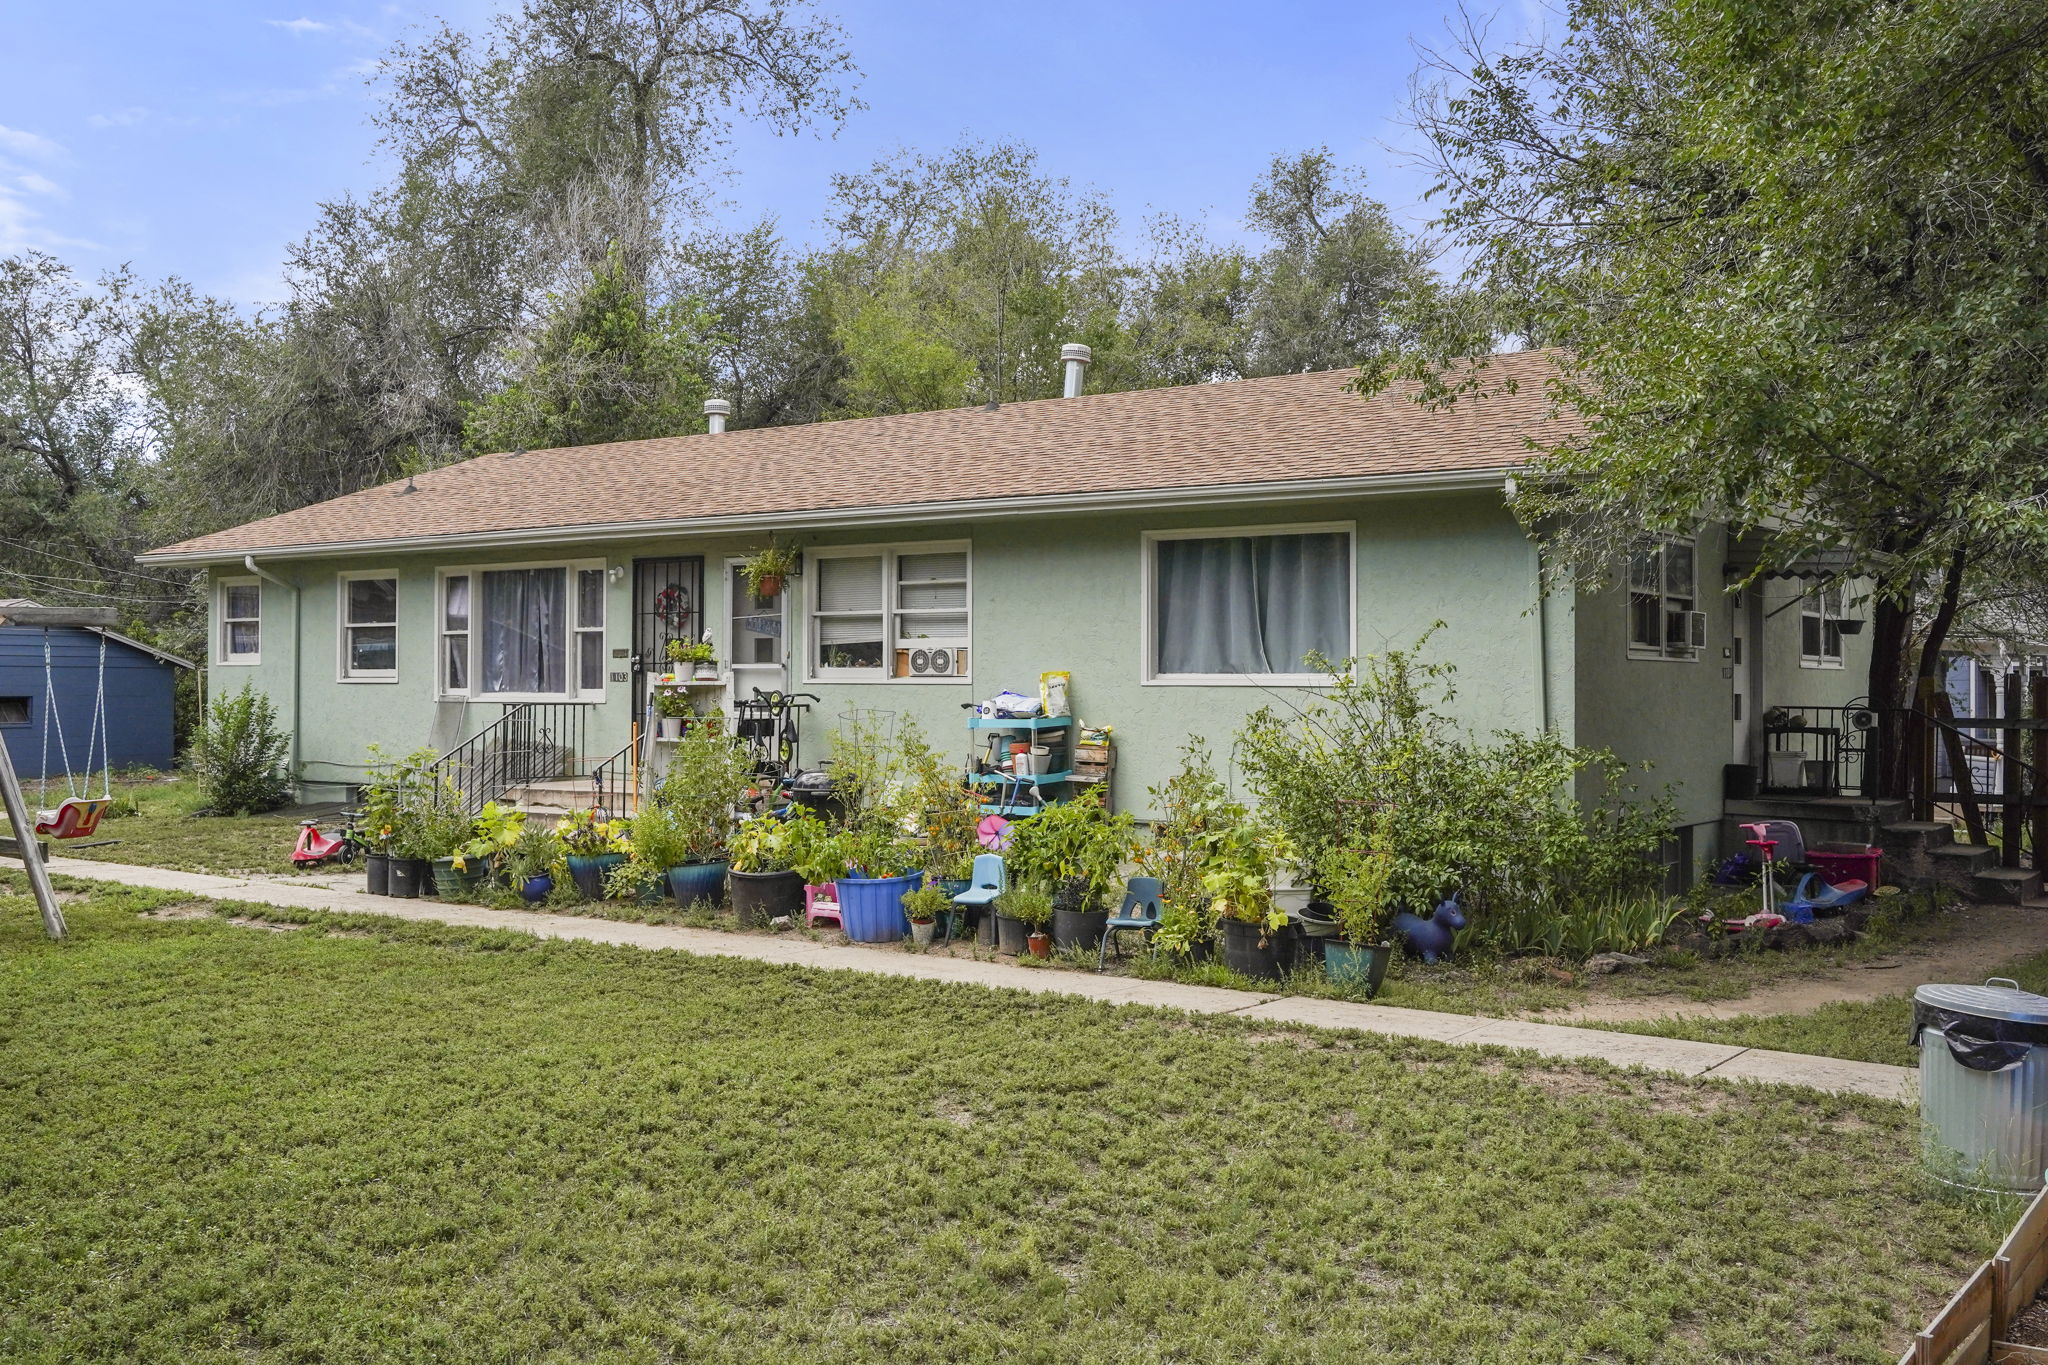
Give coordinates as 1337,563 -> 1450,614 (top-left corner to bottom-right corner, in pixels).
1973,866 -> 2045,905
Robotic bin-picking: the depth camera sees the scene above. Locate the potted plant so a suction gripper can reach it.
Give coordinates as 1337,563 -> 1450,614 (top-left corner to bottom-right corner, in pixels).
622,799 -> 694,905
388,773 -> 467,899
741,541 -> 799,599
604,857 -> 669,904
729,812 -> 822,926
667,633 -> 719,682
447,801 -> 524,897
1202,818 -> 1299,981
503,823 -> 560,904
652,723 -> 755,906
1003,790 -> 1135,952
558,809 -> 627,900
902,884 -> 951,948
833,824 -> 922,943
358,746 -> 433,896
653,688 -> 693,740
1319,841 -> 1397,996
992,885 -> 1050,957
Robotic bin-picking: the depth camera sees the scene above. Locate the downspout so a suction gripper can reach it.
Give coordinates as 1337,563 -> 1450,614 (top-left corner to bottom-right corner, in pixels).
243,555 -> 301,784
1507,477 -> 1552,733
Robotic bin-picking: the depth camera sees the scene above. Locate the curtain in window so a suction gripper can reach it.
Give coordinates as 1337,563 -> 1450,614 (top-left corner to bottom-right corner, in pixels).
1155,533 -> 1348,675
481,568 -> 565,694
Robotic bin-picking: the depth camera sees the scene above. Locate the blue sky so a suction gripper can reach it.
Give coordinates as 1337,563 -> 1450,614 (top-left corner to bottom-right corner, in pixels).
1,0 -> 1512,305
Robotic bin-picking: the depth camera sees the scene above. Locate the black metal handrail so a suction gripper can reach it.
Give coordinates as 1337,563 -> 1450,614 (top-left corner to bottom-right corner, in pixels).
424,702 -> 590,817
591,735 -> 637,820
1755,702 -> 1880,797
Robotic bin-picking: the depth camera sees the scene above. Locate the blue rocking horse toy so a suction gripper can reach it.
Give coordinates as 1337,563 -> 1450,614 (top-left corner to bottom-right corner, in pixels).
1390,894 -> 1467,963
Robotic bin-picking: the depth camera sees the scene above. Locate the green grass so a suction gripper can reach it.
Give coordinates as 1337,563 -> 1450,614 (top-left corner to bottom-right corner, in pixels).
0,877 -> 2013,1363
0,773 -> 313,876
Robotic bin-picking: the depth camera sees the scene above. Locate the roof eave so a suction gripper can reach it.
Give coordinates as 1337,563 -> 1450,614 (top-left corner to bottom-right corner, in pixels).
137,467 -> 1518,567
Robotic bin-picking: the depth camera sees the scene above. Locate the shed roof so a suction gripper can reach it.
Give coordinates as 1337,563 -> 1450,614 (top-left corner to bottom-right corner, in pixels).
142,350 -> 1573,564
0,599 -> 195,669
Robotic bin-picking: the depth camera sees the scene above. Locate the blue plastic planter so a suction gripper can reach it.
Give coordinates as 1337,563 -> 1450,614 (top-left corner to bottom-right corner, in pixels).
668,860 -> 729,908
835,872 -> 920,942
519,874 -> 554,903
565,853 -> 624,901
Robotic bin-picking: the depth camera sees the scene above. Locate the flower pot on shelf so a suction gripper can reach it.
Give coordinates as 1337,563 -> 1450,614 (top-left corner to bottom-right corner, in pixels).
1322,941 -> 1393,997
519,873 -> 554,904
1052,907 -> 1108,952
668,860 -> 730,908
566,852 -> 625,901
1027,931 -> 1052,959
387,856 -> 429,899
836,872 -> 919,942
730,868 -> 804,926
994,913 -> 1028,956
692,664 -> 720,682
364,851 -> 390,896
655,716 -> 683,740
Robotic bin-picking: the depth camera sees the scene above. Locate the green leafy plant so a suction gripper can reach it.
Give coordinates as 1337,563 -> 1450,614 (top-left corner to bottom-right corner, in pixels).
389,774 -> 469,861
625,799 -> 693,873
900,723 -> 982,881
902,884 -> 952,924
666,636 -> 716,666
1321,836 -> 1395,948
1002,789 -> 1135,911
603,858 -> 668,902
1135,739 -> 1234,910
729,811 -> 827,874
359,745 -> 436,851
993,885 -> 1053,929
790,828 -> 851,886
188,682 -> 291,815
453,801 -> 526,873
653,688 -> 695,719
557,809 -> 627,857
740,540 -> 799,595
651,721 -> 756,861
502,824 -> 561,885
1199,818 -> 1296,937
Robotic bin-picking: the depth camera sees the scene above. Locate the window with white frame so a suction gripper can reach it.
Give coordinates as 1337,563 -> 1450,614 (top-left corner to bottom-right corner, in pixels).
338,573 -> 398,681
1145,525 -> 1354,681
1801,584 -> 1847,668
218,577 -> 261,663
808,543 -> 971,680
436,561 -> 606,700
1627,538 -> 1702,660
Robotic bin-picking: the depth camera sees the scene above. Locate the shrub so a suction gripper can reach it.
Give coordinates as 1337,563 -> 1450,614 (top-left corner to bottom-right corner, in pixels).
389,775 -> 468,861
902,885 -> 952,923
625,799 -> 694,872
1234,635 -> 1673,941
1002,789 -> 1136,911
652,720 -> 756,860
900,723 -> 982,881
189,683 -> 291,814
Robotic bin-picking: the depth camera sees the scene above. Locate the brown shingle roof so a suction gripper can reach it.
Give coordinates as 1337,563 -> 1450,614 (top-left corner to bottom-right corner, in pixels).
143,351 -> 1570,562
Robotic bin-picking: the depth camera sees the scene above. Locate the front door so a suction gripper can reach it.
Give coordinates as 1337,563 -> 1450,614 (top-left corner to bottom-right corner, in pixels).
630,557 -> 705,726
726,559 -> 788,704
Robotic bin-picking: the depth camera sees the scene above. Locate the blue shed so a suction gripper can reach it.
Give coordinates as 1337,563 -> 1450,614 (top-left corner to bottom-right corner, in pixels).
0,601 -> 193,781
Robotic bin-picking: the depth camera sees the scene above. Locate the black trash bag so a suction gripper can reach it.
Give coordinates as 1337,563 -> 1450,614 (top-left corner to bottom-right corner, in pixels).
1911,1000 -> 2048,1073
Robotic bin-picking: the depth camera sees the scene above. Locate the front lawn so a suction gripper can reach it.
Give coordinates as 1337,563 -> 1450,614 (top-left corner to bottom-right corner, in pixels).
0,877 -> 2007,1363
0,772 -> 314,876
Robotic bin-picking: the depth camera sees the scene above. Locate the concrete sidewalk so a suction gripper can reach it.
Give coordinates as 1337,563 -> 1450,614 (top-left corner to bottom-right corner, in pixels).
15,854 -> 1918,1104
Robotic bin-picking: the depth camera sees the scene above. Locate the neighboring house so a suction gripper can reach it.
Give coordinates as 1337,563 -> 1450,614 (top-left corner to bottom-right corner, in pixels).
138,348 -> 1872,870
0,599 -> 194,780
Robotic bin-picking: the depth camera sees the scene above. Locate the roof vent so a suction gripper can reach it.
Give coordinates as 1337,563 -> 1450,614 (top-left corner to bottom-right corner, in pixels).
1060,343 -> 1092,399
704,398 -> 732,434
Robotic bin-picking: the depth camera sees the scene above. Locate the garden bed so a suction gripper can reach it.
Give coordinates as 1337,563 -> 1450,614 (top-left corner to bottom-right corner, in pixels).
0,876 -> 2016,1363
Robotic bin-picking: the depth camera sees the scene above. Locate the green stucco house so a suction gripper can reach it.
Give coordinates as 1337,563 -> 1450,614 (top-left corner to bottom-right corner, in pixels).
139,348 -> 1873,870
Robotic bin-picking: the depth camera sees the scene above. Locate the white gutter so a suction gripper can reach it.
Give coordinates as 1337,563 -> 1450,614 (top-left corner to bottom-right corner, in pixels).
241,555 -> 302,781
140,467 -> 1516,566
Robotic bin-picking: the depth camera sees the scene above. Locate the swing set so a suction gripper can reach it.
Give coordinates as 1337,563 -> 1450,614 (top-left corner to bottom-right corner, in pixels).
0,604 -> 125,940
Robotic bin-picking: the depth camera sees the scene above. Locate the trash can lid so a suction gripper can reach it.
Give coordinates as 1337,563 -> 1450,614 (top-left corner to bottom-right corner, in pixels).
1915,980 -> 2048,1025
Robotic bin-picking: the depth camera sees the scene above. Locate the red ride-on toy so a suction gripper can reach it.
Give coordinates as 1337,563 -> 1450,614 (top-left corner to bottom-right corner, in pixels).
292,811 -> 365,867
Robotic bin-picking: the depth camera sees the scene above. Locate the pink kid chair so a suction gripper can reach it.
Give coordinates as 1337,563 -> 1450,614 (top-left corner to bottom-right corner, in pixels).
804,883 -> 842,929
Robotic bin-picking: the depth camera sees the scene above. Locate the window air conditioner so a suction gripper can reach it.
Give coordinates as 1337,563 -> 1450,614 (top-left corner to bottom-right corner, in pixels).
905,646 -> 964,678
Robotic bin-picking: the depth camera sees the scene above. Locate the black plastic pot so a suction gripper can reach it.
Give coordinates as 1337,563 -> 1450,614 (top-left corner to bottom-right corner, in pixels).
387,856 -> 429,899
730,868 -> 804,927
1218,918 -> 1291,981
364,851 -> 390,896
1051,907 -> 1108,952
994,913 -> 1029,956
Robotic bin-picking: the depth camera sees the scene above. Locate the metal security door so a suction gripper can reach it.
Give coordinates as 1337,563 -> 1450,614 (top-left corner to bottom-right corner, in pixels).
631,557 -> 704,722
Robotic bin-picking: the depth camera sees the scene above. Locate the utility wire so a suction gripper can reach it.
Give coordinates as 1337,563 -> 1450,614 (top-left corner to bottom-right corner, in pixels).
0,535 -> 196,589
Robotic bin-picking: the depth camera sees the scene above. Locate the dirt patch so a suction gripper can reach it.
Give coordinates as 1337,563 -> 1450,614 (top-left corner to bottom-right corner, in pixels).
1551,901 -> 2048,1025
2010,1291 -> 2048,1347
225,916 -> 304,933
140,903 -> 213,921
933,1097 -> 980,1128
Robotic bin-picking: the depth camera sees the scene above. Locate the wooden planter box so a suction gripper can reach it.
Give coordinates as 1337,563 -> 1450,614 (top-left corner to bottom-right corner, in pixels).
1904,1183 -> 2048,1362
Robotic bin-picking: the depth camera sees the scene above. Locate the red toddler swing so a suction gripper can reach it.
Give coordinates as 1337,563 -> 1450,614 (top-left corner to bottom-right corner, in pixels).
32,626 -> 114,841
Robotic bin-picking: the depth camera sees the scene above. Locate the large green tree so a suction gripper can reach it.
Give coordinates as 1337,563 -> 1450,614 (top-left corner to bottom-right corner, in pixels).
1374,0 -> 2048,791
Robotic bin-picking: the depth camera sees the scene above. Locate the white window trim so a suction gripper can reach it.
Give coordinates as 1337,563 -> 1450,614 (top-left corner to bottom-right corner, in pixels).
723,556 -> 788,692
1626,536 -> 1703,664
336,571 -> 399,684
1140,521 -> 1357,687
1800,585 -> 1848,671
803,540 -> 973,685
434,558 -> 608,703
216,575 -> 261,666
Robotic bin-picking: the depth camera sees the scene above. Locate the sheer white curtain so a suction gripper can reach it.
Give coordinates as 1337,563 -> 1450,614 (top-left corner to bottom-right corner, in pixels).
481,568 -> 566,694
1154,532 -> 1349,675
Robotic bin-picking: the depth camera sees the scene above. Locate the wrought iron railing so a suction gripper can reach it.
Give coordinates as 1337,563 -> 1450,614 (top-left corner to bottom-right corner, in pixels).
1756,702 -> 1879,797
423,702 -> 590,817
591,733 -> 638,820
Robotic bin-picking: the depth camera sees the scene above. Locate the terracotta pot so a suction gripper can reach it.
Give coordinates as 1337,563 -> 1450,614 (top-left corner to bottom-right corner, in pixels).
1027,931 -> 1052,959
755,573 -> 783,597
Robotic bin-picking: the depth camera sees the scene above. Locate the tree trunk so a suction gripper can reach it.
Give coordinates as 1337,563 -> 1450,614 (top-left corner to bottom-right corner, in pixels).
1869,593 -> 1915,798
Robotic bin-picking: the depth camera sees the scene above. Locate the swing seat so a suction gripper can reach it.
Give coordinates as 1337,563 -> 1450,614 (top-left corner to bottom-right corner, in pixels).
35,797 -> 112,841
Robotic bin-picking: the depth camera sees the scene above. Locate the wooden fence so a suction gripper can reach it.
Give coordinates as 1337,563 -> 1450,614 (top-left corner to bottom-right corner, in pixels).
1904,1183 -> 2048,1363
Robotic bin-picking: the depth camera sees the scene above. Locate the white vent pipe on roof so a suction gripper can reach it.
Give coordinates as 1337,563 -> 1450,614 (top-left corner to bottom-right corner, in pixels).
1061,343 -> 1092,399
704,398 -> 731,434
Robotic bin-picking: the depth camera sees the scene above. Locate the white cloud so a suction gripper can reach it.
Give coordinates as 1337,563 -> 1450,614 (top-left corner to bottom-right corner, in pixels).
88,107 -> 152,129
267,17 -> 332,34
15,172 -> 65,199
0,125 -> 66,162
0,179 -> 99,254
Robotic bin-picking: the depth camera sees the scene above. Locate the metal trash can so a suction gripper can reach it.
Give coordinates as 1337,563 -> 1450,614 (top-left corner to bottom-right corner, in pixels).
1913,979 -> 2048,1192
